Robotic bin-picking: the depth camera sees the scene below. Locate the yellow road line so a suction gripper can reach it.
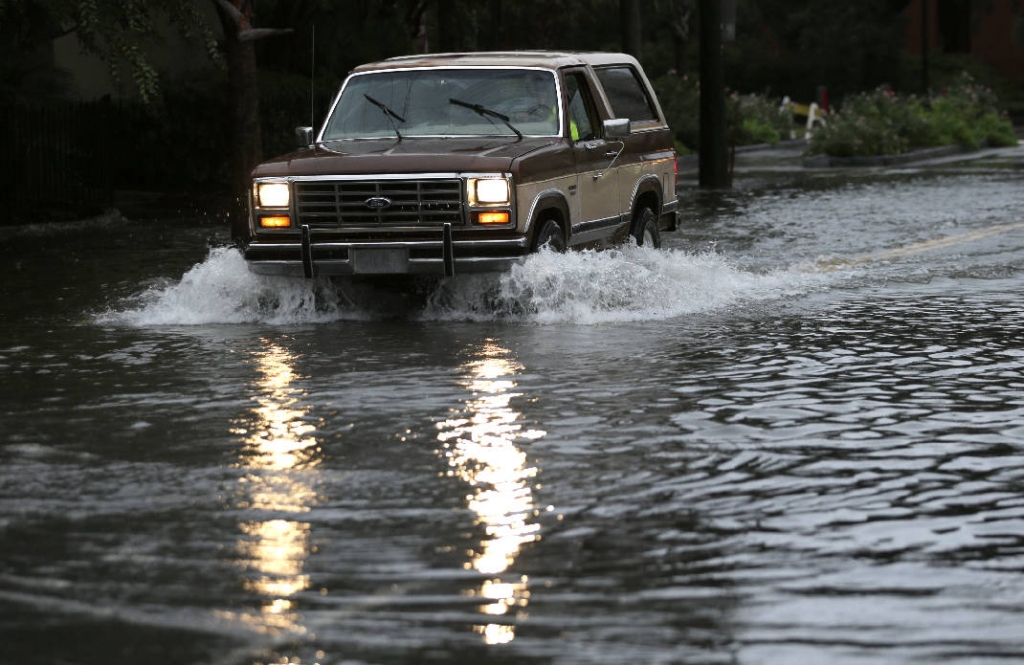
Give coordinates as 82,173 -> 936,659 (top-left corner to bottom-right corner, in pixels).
816,220 -> 1024,271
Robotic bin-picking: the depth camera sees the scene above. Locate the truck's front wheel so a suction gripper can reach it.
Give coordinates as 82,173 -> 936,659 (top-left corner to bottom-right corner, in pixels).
533,218 -> 566,252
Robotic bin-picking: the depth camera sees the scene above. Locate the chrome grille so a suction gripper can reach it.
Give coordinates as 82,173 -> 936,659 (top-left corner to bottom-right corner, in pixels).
295,179 -> 464,227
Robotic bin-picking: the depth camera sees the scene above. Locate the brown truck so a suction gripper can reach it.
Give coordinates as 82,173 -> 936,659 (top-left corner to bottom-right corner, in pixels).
243,51 -> 678,278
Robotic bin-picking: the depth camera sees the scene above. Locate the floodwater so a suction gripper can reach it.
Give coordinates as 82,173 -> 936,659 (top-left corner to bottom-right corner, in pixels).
2,155 -> 1024,665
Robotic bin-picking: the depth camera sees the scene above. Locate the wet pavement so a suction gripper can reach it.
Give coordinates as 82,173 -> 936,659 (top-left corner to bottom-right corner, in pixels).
679,134 -> 1024,178
2,137 -> 1024,665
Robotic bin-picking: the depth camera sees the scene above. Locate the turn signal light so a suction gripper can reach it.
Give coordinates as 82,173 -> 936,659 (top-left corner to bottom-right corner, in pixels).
476,211 -> 510,225
260,215 -> 292,228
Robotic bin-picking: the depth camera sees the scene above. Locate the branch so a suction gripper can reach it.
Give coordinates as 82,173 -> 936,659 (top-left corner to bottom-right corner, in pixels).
211,0 -> 290,41
238,27 -> 294,42
212,0 -> 243,27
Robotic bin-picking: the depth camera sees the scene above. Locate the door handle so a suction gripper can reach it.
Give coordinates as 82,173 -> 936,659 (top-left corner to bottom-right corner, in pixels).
604,151 -> 618,158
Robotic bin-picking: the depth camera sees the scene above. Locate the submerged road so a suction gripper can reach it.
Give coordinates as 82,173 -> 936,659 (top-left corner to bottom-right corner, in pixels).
2,144 -> 1024,664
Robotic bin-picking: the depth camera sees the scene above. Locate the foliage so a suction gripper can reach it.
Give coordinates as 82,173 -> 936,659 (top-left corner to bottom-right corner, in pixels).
108,76 -> 230,188
11,0 -> 221,104
4,0 -> 1019,201
0,0 -> 74,103
725,0 -> 914,103
728,92 -> 792,146
808,72 -> 1017,157
652,73 -> 700,150
258,69 -> 343,159
654,74 -> 794,151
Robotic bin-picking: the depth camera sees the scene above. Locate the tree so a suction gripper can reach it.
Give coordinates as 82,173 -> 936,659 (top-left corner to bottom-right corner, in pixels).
726,0 -> 912,103
209,0 -> 290,238
13,0 -> 291,236
669,0 -> 694,74
27,0 -> 222,104
0,0 -> 73,104
621,0 -> 642,59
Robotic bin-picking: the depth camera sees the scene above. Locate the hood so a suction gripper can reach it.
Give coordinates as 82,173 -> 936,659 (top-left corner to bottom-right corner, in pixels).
252,136 -> 558,178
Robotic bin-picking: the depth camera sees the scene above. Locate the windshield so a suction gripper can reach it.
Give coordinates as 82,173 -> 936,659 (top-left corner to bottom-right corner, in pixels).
321,68 -> 560,140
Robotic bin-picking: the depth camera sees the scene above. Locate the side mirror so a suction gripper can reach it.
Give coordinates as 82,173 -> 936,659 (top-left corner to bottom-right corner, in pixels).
295,126 -> 314,148
603,118 -> 630,139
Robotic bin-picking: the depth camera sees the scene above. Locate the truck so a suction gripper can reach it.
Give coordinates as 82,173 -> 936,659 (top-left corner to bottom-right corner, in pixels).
242,51 -> 678,279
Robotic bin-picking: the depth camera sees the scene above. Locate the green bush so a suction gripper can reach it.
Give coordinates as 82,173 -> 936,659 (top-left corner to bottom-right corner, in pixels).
653,74 -> 792,151
729,92 -> 790,146
808,88 -> 916,156
809,72 -> 1017,157
652,74 -> 700,151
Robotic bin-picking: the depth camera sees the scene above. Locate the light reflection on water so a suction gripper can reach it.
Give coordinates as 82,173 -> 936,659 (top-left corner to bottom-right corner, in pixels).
226,342 -> 320,640
437,340 -> 546,644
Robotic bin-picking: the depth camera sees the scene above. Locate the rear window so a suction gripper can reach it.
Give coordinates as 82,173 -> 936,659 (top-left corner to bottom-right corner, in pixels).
594,66 -> 658,124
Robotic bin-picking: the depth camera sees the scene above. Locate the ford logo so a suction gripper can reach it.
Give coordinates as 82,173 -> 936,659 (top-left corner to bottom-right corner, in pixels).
364,196 -> 392,209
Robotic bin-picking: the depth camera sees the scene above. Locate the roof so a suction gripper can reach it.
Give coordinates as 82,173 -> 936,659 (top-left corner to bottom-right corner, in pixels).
351,51 -> 641,73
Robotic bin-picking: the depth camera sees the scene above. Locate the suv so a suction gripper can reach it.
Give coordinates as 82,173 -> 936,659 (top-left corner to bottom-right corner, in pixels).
242,51 -> 678,278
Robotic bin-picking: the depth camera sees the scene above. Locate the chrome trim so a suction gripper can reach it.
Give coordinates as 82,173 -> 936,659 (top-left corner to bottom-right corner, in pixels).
268,172 -> 511,183
294,178 -> 465,228
246,258 -> 524,277
245,236 -> 529,277
574,216 -> 621,235
641,150 -> 677,161
249,237 -> 529,251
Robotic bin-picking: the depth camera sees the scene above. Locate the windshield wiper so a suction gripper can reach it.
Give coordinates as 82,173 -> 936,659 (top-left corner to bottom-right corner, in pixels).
449,98 -> 523,140
364,94 -> 405,141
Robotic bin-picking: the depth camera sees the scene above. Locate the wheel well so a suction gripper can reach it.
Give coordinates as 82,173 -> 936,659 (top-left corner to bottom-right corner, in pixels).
530,199 -> 570,247
633,189 -> 662,223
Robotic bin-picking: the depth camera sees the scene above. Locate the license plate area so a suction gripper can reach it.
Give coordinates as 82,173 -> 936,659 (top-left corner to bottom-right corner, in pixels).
351,248 -> 409,274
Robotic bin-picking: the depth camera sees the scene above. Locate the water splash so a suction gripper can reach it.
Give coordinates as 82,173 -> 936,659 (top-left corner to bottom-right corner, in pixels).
99,247 -> 349,326
424,245 -> 834,324
100,245 -> 834,326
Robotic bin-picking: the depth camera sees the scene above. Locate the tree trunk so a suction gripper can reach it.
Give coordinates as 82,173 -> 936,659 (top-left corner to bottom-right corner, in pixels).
214,0 -> 263,242
225,34 -> 261,193
698,0 -> 729,188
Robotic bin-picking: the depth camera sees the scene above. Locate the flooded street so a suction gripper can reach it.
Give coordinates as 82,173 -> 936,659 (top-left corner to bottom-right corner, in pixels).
3,152 -> 1024,664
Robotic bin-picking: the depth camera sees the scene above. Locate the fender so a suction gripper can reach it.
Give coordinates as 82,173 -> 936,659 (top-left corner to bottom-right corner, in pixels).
628,174 -> 664,217
524,189 -> 572,242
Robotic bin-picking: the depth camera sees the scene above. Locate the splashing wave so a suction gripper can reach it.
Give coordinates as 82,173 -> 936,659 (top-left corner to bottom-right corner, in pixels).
99,245 -> 834,326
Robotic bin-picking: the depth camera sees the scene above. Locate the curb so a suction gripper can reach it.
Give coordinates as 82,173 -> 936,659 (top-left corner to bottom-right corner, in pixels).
802,144 -> 968,168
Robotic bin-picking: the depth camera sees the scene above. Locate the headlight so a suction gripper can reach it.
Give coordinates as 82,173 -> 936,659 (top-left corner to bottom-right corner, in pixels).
256,182 -> 290,208
470,177 -> 510,205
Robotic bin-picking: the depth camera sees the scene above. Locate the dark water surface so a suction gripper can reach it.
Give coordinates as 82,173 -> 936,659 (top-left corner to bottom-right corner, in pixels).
3,164 -> 1024,664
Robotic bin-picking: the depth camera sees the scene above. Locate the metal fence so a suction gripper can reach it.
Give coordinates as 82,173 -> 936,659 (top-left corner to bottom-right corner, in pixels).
0,101 -> 115,218
0,90 -> 319,221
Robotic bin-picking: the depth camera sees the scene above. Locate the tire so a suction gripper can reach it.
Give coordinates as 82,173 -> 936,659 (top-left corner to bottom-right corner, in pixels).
631,206 -> 661,248
533,218 -> 566,252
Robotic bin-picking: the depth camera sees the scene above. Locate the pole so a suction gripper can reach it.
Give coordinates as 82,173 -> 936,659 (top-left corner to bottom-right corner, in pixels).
921,0 -> 930,96
698,0 -> 729,188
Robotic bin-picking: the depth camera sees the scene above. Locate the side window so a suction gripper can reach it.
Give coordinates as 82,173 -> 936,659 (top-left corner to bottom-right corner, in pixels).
563,73 -> 598,142
594,66 -> 658,123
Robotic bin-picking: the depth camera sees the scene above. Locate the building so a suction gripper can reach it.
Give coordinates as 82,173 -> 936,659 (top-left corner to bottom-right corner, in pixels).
904,0 -> 1024,82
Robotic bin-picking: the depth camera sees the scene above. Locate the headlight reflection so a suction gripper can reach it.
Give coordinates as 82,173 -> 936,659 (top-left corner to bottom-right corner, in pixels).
437,341 -> 546,644
225,341 -> 321,639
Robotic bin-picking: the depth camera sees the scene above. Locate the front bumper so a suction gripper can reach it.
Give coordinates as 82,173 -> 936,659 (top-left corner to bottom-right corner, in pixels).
244,226 -> 529,277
